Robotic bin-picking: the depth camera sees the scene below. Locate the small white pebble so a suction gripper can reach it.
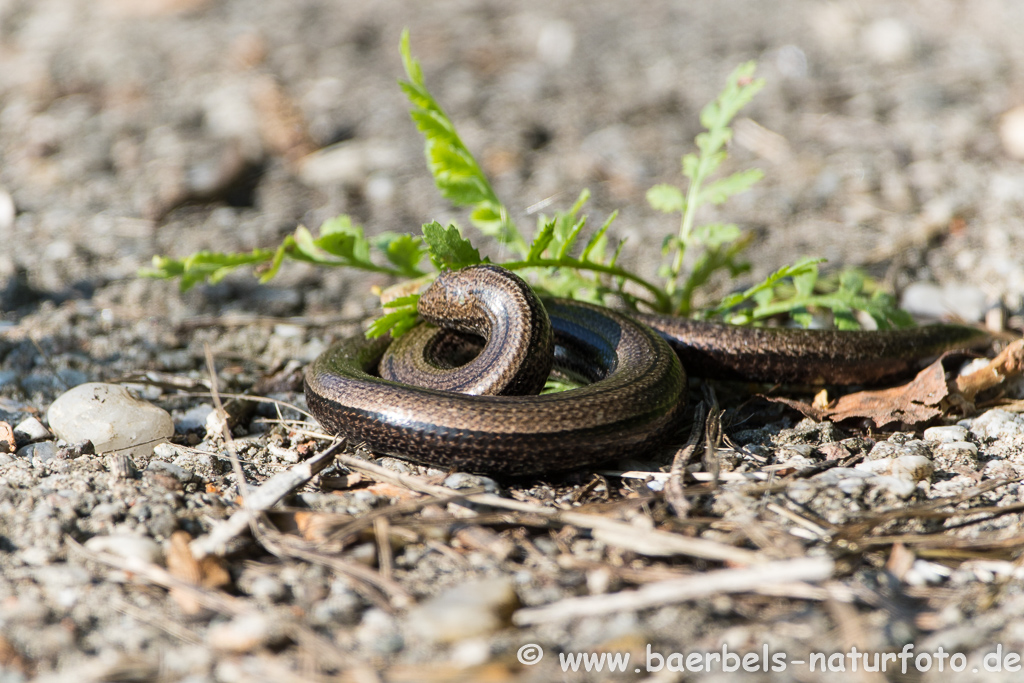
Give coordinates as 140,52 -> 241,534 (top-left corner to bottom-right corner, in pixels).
47,383 -> 174,459
1000,105 -> 1024,160
84,534 -> 162,564
861,18 -> 914,64
870,475 -> 917,498
923,425 -> 969,443
893,455 -> 934,483
0,188 -> 14,231
14,416 -> 51,443
936,441 -> 978,458
536,19 -> 575,67
207,614 -> 280,652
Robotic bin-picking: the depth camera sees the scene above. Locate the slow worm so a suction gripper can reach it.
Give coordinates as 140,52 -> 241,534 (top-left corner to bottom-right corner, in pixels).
304,265 -> 988,475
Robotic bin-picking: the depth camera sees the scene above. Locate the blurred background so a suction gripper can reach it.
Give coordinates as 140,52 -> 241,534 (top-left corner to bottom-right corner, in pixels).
1,0 -> 1023,328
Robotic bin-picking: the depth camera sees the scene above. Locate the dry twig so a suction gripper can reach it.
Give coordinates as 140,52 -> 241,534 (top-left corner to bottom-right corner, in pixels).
512,556 -> 835,625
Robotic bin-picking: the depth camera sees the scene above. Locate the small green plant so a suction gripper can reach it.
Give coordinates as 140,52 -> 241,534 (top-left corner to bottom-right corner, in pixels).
143,30 -> 910,335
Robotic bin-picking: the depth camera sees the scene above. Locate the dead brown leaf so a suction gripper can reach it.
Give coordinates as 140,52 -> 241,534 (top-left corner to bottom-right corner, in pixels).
166,531 -> 231,613
767,354 -> 953,427
956,339 -> 1024,401
768,340 -> 1024,428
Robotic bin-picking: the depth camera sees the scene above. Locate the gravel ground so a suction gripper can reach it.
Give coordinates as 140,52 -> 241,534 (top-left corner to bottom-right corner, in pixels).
4,0 -> 1024,681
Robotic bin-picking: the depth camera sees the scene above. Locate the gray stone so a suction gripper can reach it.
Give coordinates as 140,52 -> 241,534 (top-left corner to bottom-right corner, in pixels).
47,383 -> 174,459
406,577 -> 519,643
16,441 -> 58,465
146,460 -> 196,485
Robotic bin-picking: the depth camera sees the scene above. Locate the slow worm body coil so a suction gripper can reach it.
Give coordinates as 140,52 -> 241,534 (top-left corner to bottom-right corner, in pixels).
305,266 -> 989,475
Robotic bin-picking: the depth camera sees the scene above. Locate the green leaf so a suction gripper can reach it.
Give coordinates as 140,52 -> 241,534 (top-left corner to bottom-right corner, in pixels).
528,219 -> 556,260
319,215 -> 356,236
699,168 -> 764,205
838,269 -> 865,295
681,153 -> 699,179
399,30 -> 525,254
399,29 -> 423,86
833,310 -> 860,331
556,216 -> 587,259
315,225 -> 371,265
791,263 -> 818,298
375,233 -> 427,276
422,221 -> 484,270
580,210 -> 616,263
647,184 -> 685,213
708,257 -> 824,318
366,293 -> 421,339
260,239 -> 290,283
141,249 -> 275,292
292,224 -> 320,261
691,223 -> 742,248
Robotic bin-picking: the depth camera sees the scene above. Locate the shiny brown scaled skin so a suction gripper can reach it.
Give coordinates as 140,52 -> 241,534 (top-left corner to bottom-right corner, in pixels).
379,265 -> 553,395
633,314 -> 990,385
305,298 -> 685,476
305,266 -> 991,476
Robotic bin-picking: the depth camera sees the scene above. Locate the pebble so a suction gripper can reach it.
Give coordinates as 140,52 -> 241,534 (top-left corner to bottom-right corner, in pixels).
443,472 -> 501,494
867,439 -> 931,461
59,440 -> 96,460
149,460 -> 196,482
16,441 -> 58,465
935,441 -> 978,458
311,588 -> 362,626
861,18 -> 914,64
857,454 -> 934,483
536,19 -> 576,67
153,442 -> 182,459
870,475 -> 918,498
237,569 -> 289,604
967,409 -> 1024,441
1000,105 -> 1024,160
905,559 -> 952,587
0,187 -> 14,231
47,383 -> 175,459
811,467 -> 875,494
174,403 -> 214,433
83,534 -> 163,564
923,425 -> 969,443
207,614 -> 283,652
13,416 -> 50,443
405,577 -> 519,643
899,282 -> 988,322
297,139 -> 401,186
892,455 -> 935,482
357,608 -> 404,654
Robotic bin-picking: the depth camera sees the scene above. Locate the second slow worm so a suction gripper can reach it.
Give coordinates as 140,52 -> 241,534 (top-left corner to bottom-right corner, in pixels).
305,265 -> 989,476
